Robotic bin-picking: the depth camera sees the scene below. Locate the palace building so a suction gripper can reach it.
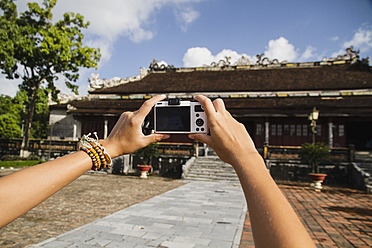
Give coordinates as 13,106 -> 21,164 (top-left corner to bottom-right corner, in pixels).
49,48 -> 372,151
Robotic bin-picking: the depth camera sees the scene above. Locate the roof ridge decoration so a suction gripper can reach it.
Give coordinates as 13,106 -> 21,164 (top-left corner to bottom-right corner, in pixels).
149,59 -> 176,72
205,55 -> 286,68
88,69 -> 148,92
323,46 -> 360,62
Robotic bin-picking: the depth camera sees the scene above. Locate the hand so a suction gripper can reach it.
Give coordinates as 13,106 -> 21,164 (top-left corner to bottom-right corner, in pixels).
101,95 -> 170,158
189,95 -> 257,166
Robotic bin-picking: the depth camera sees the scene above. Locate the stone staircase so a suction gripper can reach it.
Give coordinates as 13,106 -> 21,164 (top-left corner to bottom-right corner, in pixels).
182,156 -> 239,182
353,151 -> 372,193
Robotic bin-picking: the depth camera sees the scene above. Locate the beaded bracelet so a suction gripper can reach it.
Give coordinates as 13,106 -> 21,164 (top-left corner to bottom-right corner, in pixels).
89,141 -> 107,169
79,132 -> 112,171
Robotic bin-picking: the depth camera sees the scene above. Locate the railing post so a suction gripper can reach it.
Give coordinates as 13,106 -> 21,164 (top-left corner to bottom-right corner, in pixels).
348,144 -> 355,162
264,143 -> 269,159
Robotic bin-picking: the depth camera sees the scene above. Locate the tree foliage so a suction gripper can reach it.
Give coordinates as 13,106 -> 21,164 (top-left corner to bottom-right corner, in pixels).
0,113 -> 22,138
0,0 -> 101,153
0,89 -> 49,139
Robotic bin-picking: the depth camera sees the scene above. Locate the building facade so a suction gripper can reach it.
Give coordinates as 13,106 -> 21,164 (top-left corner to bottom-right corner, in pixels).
49,49 -> 372,150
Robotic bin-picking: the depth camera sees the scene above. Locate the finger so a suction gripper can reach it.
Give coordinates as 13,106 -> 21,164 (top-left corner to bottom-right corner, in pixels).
107,111 -> 130,138
212,98 -> 226,112
144,133 -> 170,144
194,95 -> 217,117
136,94 -> 166,120
188,133 -> 212,146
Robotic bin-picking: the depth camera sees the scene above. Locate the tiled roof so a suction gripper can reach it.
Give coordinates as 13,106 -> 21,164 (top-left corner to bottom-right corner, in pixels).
91,63 -> 372,95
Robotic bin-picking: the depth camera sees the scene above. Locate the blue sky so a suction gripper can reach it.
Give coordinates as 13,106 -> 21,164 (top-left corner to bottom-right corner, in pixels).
1,0 -> 371,97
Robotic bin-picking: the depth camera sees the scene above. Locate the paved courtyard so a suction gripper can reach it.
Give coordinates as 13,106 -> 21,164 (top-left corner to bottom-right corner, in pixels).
30,180 -> 372,248
31,181 -> 247,248
241,181 -> 372,248
1,167 -> 371,247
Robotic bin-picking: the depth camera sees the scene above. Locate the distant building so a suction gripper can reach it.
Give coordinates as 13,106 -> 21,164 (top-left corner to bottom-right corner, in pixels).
49,48 -> 372,150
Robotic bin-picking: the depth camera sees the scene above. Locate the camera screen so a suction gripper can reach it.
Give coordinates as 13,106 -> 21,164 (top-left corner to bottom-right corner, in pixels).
156,106 -> 190,132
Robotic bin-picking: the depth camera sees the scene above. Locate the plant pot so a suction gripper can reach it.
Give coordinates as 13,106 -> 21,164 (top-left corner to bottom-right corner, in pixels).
308,173 -> 327,191
137,165 -> 152,179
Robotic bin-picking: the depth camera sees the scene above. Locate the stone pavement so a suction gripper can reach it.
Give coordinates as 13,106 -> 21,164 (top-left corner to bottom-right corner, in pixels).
29,180 -> 372,248
31,181 -> 247,248
240,181 -> 372,248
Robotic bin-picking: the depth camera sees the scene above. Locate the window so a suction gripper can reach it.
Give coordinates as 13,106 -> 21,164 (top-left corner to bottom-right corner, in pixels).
284,124 -> 289,135
339,124 -> 344,137
316,124 -> 322,136
271,124 -> 276,136
302,124 -> 308,136
296,125 -> 302,136
290,124 -> 295,136
256,124 -> 262,135
277,124 -> 282,136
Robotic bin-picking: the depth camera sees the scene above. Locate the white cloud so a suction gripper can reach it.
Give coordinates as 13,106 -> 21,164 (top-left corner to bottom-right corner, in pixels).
343,25 -> 372,53
331,36 -> 339,41
331,49 -> 345,58
183,38 -> 300,67
16,0 -> 203,96
264,37 -> 298,62
50,0 -> 203,45
183,47 -> 214,67
300,46 -> 317,61
331,25 -> 372,59
183,47 -> 257,67
175,7 -> 200,32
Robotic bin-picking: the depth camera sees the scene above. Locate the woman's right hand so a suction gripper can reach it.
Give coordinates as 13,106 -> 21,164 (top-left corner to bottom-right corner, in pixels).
189,95 -> 258,166
101,95 -> 170,158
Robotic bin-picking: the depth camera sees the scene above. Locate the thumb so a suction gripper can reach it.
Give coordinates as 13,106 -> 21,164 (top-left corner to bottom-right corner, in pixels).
144,133 -> 170,144
189,134 -> 212,146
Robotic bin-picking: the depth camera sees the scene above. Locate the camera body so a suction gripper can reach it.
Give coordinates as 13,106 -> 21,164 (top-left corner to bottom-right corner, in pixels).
154,100 -> 208,134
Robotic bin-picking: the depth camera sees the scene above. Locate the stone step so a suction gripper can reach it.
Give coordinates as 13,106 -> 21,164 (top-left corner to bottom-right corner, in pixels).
355,151 -> 372,162
190,167 -> 235,174
185,174 -> 239,182
184,156 -> 238,182
187,171 -> 237,177
190,164 -> 233,170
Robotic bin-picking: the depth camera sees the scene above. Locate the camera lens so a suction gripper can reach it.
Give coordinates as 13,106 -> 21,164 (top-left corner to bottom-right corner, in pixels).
196,118 -> 204,127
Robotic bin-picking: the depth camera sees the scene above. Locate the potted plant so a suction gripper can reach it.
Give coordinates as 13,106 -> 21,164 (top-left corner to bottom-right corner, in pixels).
134,143 -> 159,178
300,142 -> 330,191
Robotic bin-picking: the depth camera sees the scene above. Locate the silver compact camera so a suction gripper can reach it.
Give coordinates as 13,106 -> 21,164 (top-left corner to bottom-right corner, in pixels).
154,99 -> 208,134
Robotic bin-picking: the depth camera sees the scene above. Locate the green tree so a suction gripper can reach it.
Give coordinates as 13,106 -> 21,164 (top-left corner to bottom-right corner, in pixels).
0,94 -> 22,138
0,89 -> 49,139
0,113 -> 22,138
0,0 -> 101,156
29,88 -> 50,139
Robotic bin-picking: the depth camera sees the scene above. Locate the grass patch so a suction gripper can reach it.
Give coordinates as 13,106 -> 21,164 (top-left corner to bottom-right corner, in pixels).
0,161 -> 44,167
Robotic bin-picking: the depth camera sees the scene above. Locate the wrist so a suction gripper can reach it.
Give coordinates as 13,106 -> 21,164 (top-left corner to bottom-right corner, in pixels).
231,151 -> 266,173
98,139 -> 117,158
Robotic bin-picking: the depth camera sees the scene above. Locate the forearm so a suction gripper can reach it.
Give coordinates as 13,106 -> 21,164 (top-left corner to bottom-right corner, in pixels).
233,152 -> 315,248
0,151 -> 91,228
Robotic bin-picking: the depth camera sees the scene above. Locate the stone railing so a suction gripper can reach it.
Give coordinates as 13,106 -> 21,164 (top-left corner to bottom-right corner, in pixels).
0,138 -> 79,159
157,142 -> 196,157
263,145 -> 355,162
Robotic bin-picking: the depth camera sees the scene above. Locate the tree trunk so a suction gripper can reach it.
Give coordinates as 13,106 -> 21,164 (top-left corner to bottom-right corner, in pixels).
20,84 -> 39,157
